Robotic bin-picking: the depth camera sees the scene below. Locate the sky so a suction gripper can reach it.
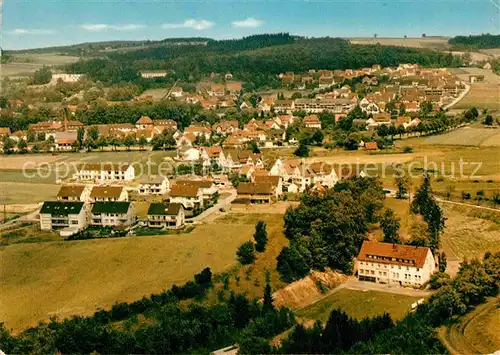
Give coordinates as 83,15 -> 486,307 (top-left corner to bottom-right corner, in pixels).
2,0 -> 499,50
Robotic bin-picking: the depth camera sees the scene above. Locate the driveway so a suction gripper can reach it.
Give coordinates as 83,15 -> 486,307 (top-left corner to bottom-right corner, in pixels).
189,189 -> 237,223
343,277 -> 431,297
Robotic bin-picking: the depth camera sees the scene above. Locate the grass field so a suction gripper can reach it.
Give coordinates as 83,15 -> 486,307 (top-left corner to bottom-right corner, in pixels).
0,212 -> 285,332
296,289 -> 419,322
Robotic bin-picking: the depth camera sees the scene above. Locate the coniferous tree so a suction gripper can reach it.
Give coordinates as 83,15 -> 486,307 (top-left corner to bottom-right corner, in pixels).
380,208 -> 401,244
254,221 -> 268,252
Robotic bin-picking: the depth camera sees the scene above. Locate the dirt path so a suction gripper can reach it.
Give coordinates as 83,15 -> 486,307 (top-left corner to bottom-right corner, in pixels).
438,297 -> 500,355
436,197 -> 500,212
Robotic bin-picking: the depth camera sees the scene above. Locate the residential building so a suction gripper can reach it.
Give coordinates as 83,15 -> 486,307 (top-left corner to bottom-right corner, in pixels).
147,203 -> 185,229
90,186 -> 128,202
75,163 -> 135,182
57,185 -> 90,202
176,180 -> 218,205
140,70 -> 168,79
139,175 -> 170,195
254,175 -> 283,198
294,98 -> 356,114
91,201 -> 135,227
356,241 -> 435,287
39,201 -> 87,231
169,184 -> 204,211
303,115 -> 322,129
236,182 -> 274,204
51,73 -> 85,83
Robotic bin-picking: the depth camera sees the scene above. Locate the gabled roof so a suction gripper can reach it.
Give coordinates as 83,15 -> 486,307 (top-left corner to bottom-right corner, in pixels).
365,142 -> 378,151
136,116 -> 154,125
90,186 -> 124,198
148,202 -> 183,216
91,201 -> 131,214
170,184 -> 200,198
139,175 -> 166,184
255,175 -> 280,186
357,241 -> 430,268
78,163 -> 131,172
237,182 -> 273,195
40,201 -> 84,215
57,185 -> 85,198
176,179 -> 214,189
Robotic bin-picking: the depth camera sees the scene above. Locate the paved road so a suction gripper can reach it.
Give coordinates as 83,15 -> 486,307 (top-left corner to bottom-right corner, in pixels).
343,277 -> 430,297
190,189 -> 237,223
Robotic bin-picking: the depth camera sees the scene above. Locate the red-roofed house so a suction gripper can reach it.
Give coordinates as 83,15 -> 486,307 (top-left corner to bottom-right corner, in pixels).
356,241 -> 435,287
303,115 -> 322,129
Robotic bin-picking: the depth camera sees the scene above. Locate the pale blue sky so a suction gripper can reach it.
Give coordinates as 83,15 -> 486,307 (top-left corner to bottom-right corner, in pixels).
2,0 -> 499,50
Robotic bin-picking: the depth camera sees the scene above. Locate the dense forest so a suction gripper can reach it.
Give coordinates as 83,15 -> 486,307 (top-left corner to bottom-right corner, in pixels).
449,33 -> 500,49
65,34 -> 464,86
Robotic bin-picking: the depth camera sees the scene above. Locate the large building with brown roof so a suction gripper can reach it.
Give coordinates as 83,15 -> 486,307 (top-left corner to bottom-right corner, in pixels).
236,182 -> 274,204
356,241 -> 435,287
168,183 -> 204,210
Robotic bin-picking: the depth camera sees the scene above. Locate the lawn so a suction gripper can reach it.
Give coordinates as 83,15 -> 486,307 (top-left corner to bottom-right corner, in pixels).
296,289 -> 419,322
0,212 -> 283,332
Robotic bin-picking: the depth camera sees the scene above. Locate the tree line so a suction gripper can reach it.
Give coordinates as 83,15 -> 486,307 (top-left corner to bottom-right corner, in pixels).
449,34 -> 500,49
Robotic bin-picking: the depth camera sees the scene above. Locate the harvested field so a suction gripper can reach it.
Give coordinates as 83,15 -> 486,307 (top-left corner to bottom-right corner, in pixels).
423,127 -> 500,146
348,37 -> 449,49
440,204 -> 500,261
0,213 -> 282,332
0,182 -> 60,204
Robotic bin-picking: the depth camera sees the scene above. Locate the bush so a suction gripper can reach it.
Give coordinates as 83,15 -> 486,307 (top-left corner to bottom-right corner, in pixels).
237,241 -> 256,265
403,146 -> 413,153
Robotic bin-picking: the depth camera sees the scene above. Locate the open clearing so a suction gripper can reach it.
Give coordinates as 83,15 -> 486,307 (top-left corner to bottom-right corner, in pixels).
0,213 -> 283,332
296,289 -> 419,322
